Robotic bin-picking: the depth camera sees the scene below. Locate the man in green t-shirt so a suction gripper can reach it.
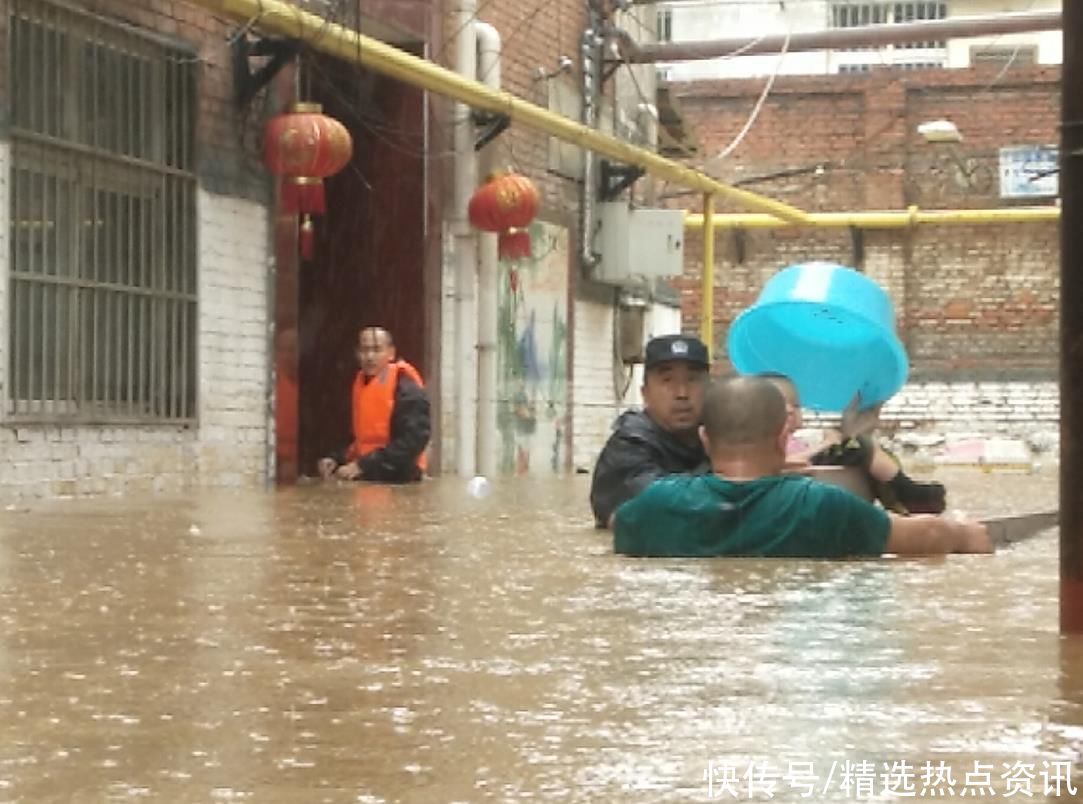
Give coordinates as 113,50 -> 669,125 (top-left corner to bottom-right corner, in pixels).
614,377 -> 992,558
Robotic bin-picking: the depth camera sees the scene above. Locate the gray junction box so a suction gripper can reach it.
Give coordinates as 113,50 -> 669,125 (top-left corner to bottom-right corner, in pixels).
591,202 -> 685,286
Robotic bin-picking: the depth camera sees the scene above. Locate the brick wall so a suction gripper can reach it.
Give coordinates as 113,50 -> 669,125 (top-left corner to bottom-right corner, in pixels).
436,1 -> 589,474
0,1 -> 273,499
673,65 -> 1061,380
904,73 -> 1061,210
196,191 -> 272,485
467,0 -> 587,213
881,381 -> 1059,436
571,284 -> 620,473
0,0 -> 273,201
798,380 -> 1061,461
0,184 -> 270,501
0,0 -> 268,203
437,1 -> 674,476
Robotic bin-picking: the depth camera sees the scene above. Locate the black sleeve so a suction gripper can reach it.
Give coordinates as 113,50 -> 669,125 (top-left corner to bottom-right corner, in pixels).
589,434 -> 667,528
810,434 -> 875,469
356,373 -> 431,482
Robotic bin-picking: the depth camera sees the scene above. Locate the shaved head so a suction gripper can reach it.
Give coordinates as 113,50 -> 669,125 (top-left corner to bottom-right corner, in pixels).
758,372 -> 797,404
757,372 -> 802,435
356,327 -> 396,377
359,327 -> 393,348
702,377 -> 788,448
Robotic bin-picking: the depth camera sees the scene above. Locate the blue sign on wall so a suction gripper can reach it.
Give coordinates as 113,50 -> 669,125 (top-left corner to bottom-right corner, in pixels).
998,145 -> 1059,199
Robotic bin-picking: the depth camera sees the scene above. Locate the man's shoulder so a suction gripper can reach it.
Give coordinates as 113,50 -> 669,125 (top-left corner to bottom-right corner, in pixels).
791,476 -> 890,535
609,408 -> 653,437
632,473 -> 713,506
797,478 -> 891,556
597,410 -> 659,455
800,476 -> 875,508
615,474 -> 703,529
759,473 -> 872,511
607,409 -> 691,449
394,364 -> 428,398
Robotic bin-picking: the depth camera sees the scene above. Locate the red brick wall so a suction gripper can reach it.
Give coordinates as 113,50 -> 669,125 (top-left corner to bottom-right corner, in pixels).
359,0 -> 435,41
904,73 -> 1061,210
672,65 -> 1061,379
436,0 -> 587,218
905,222 -> 1059,375
684,87 -> 869,211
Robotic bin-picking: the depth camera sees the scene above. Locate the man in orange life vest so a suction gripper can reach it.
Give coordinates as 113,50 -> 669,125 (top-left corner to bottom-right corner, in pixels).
317,327 -> 431,483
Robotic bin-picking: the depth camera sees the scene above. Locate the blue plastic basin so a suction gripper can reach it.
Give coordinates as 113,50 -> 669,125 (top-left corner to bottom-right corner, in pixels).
726,262 -> 908,412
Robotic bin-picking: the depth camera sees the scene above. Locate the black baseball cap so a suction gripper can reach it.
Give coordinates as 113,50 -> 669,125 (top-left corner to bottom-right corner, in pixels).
644,335 -> 710,370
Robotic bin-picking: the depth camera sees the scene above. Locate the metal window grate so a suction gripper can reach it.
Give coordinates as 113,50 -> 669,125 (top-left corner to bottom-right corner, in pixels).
8,0 -> 198,423
656,8 -> 673,44
971,45 -> 1037,68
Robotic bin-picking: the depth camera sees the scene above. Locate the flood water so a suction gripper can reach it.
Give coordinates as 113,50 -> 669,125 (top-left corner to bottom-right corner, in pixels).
0,469 -> 1077,802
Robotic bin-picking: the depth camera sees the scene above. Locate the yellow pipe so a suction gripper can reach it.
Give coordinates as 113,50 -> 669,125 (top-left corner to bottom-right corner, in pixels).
700,194 -> 715,358
683,205 -> 1061,230
193,0 -> 809,224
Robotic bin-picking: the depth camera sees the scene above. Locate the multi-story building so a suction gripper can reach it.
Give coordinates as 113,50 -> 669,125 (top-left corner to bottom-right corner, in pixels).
0,0 -> 683,499
658,0 -> 1062,82
661,1 -> 1064,442
3,0 -> 1061,500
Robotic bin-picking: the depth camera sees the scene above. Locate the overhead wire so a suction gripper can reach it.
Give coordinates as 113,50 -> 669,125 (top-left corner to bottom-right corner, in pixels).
621,59 -> 701,159
614,1 -> 704,159
604,1 -> 793,203
657,0 -> 1052,205
291,0 -> 559,168
701,27 -> 792,167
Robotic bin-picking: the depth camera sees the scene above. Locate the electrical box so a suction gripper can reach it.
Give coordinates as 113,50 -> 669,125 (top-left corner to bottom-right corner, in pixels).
592,202 -> 684,286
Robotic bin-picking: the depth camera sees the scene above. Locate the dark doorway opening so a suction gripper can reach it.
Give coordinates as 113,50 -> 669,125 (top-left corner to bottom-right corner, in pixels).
289,53 -> 428,477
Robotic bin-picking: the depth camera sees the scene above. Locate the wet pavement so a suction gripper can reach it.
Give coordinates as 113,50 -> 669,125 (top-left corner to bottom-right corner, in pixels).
0,469 -> 1076,803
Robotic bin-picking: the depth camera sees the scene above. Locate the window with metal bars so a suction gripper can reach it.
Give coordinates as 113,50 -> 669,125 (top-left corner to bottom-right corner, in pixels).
830,2 -> 948,53
7,0 -> 198,423
970,45 -> 1037,68
657,8 -> 673,43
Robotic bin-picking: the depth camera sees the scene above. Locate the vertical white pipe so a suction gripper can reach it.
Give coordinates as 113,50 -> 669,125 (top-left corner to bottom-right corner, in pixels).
580,11 -> 602,270
453,0 -> 478,477
475,21 -> 501,477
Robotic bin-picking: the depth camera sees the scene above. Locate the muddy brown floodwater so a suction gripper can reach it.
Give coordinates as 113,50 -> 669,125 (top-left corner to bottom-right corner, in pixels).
0,469 -> 1076,803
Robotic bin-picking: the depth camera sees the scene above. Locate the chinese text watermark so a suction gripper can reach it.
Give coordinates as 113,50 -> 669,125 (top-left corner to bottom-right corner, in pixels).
702,759 -> 1077,799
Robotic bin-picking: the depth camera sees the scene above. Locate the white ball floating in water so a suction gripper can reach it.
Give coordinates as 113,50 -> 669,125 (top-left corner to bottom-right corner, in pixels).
466,476 -> 492,499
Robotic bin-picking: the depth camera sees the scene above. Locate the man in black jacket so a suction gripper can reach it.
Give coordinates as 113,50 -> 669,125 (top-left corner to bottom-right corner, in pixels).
318,327 -> 431,483
590,334 -> 711,527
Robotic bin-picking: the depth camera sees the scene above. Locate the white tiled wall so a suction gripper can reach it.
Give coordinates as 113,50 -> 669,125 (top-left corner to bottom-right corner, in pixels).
572,295 -> 682,471
0,170 -> 272,500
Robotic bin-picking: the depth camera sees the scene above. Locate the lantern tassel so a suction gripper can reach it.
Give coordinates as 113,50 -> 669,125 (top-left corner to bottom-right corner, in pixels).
300,216 -> 315,261
498,228 -> 532,261
297,179 -> 326,215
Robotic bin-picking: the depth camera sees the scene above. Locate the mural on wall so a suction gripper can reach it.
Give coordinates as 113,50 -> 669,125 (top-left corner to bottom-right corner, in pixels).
497,221 -> 568,475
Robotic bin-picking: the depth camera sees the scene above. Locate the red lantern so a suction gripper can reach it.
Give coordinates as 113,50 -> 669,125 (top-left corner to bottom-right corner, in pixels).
498,229 -> 532,261
468,172 -> 539,233
264,102 -> 353,215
